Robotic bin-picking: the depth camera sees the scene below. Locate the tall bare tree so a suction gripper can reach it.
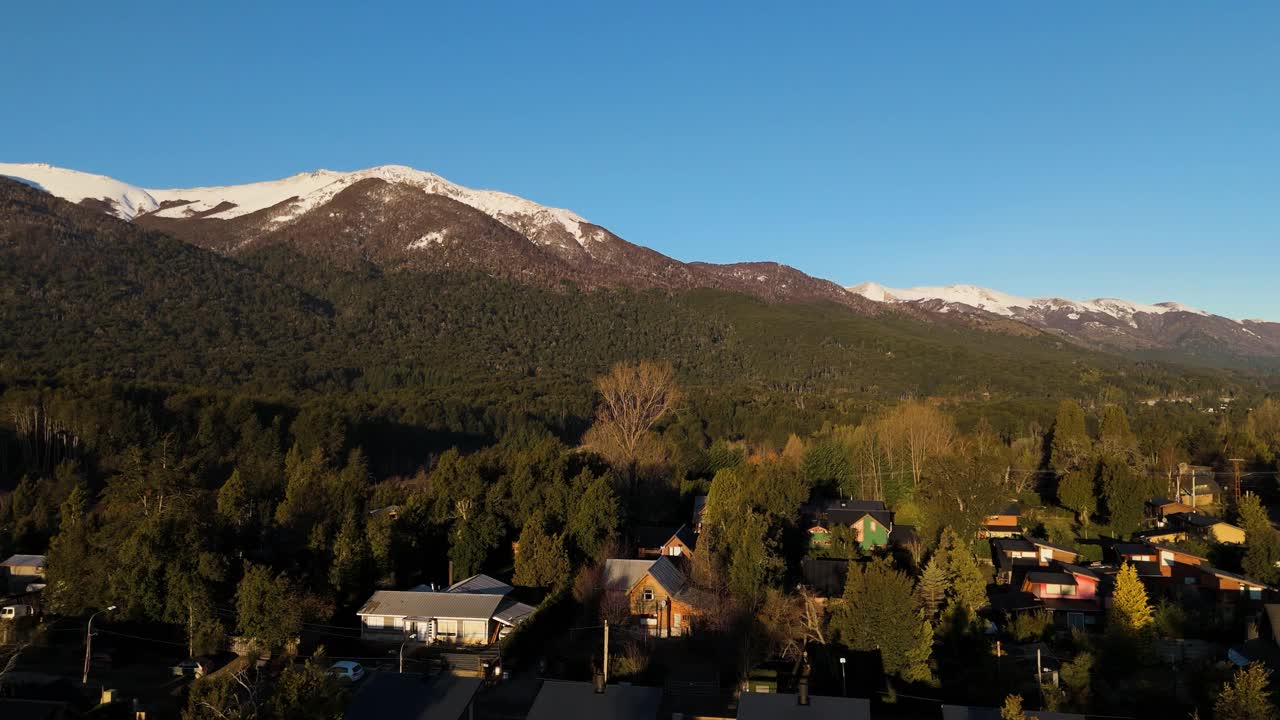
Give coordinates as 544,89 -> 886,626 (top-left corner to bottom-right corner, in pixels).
589,361 -> 680,469
878,401 -> 956,490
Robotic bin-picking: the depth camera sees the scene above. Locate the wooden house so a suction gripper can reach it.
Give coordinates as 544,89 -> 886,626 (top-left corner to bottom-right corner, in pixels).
816,500 -> 894,550
602,557 -> 703,637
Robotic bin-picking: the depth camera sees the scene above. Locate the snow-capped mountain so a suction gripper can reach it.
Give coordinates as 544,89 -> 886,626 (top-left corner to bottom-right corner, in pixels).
850,282 -> 1280,363
0,162 -> 866,309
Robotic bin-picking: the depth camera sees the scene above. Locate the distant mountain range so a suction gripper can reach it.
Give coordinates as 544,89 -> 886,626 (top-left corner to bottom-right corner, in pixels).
849,282 -> 1280,367
2,161 -> 1278,370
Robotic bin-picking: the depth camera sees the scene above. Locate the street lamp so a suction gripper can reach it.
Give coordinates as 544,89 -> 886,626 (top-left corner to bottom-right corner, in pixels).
839,657 -> 847,697
399,633 -> 418,674
82,605 -> 117,686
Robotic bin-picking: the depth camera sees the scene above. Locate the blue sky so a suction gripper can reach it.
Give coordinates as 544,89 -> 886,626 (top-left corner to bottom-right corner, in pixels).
4,2 -> 1277,318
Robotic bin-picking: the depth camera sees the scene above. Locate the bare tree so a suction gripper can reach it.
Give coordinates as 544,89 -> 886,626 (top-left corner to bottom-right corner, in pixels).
589,361 -> 680,469
877,401 -> 956,490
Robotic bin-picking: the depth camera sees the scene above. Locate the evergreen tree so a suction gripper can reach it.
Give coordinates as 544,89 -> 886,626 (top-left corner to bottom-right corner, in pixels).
216,469 -> 251,530
1215,663 -> 1279,720
917,555 -> 949,617
1058,470 -> 1097,532
831,557 -> 933,681
1060,651 -> 1094,712
566,472 -> 620,560
1049,400 -> 1090,474
1098,404 -> 1139,465
450,511 -> 502,579
1109,562 -> 1154,633
725,510 -> 785,604
1240,494 -> 1280,584
937,527 -> 987,613
328,513 -> 371,599
1101,460 -> 1144,537
513,515 -> 571,589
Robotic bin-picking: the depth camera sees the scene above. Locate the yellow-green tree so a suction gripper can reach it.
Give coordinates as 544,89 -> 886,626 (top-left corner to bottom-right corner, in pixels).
1215,663 -> 1279,720
1109,562 -> 1153,633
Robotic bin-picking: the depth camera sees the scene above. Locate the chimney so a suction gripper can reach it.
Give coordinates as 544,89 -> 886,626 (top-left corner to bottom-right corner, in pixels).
798,677 -> 809,706
448,561 -> 454,587
593,671 -> 606,694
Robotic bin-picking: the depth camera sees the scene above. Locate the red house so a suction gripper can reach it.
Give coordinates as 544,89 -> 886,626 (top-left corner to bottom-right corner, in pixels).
1020,564 -> 1104,628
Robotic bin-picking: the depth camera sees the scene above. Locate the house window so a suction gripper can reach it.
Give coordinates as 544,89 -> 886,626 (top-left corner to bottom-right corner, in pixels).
366,616 -> 383,629
668,545 -> 682,556
437,619 -> 459,638
642,588 -> 655,602
391,617 -> 405,628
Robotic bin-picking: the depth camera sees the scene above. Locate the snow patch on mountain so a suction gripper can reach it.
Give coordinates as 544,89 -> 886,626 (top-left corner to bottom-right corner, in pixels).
0,162 -> 160,220
849,282 -> 1215,321
407,230 -> 447,249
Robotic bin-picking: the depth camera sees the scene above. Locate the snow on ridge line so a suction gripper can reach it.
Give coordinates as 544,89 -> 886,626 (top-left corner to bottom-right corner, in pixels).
0,162 -> 592,248
848,282 -> 1216,321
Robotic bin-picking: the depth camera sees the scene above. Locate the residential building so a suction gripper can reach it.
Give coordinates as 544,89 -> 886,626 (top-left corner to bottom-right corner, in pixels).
813,500 -> 894,550
1175,466 -> 1221,508
1147,497 -> 1194,522
355,579 -> 533,644
979,503 -> 1022,539
602,557 -> 702,637
526,679 -> 662,720
0,554 -> 45,593
1165,512 -> 1246,544
1020,564 -> 1104,628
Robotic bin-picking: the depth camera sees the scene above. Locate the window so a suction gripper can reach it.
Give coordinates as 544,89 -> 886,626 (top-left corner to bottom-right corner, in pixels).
391,617 -> 405,628
436,619 -> 458,638
366,616 -> 383,629
668,545 -> 682,556
641,588 -> 655,602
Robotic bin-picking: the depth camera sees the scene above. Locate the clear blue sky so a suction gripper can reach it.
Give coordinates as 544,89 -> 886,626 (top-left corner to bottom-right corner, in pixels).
4,2 -> 1277,318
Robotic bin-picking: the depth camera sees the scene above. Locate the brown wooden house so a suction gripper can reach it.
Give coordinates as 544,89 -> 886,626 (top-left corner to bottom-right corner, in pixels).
602,557 -> 703,637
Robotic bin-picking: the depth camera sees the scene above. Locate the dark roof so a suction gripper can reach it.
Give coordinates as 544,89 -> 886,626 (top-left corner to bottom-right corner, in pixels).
526,681 -> 662,720
825,500 -> 893,528
446,574 -> 513,595
1058,563 -> 1102,581
1201,565 -> 1276,590
1145,542 -> 1208,561
737,692 -> 871,720
344,672 -> 482,720
1026,572 -> 1076,586
992,538 -> 1036,554
632,526 -> 680,550
800,557 -> 851,597
1168,512 -> 1238,530
1113,542 -> 1155,557
671,524 -> 698,551
1027,538 -> 1082,557
1130,561 -> 1164,578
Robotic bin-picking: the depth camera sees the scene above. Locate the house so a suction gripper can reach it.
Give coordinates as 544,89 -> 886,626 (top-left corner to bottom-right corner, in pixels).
632,526 -> 695,559
356,583 -> 532,644
818,500 -> 894,550
1112,542 -> 1158,565
1147,497 -> 1194,521
1166,512 -> 1246,544
737,689 -> 871,719
1027,538 -> 1083,565
446,573 -> 514,595
526,679 -> 662,720
1,554 -> 46,593
1020,564 -> 1104,628
602,557 -> 702,637
992,538 -> 1040,584
1197,566 -> 1274,604
692,495 -> 708,534
1175,467 -> 1221,508
344,672 -> 482,720
979,503 -> 1022,539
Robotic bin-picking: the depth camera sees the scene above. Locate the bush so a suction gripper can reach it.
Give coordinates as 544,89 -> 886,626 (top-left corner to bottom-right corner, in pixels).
1011,610 -> 1051,643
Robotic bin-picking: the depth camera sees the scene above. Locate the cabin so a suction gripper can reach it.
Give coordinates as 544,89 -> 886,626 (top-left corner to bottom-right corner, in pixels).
602,557 -> 702,637
819,500 -> 894,550
0,554 -> 46,594
979,503 -> 1022,539
355,574 -> 533,645
1147,497 -> 1194,521
1166,512 -> 1246,544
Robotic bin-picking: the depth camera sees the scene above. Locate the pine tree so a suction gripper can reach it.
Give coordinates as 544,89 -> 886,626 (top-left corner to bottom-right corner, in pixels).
328,512 -> 371,598
1240,493 -> 1280,584
513,515 -> 571,589
831,557 -> 933,681
216,469 -> 250,530
566,472 -> 620,561
1101,460 -> 1144,537
1215,663 -> 1279,720
1057,470 -> 1097,532
1049,400 -> 1090,474
917,556 -> 949,617
1098,404 -> 1139,465
1109,562 -> 1154,633
937,527 -> 987,613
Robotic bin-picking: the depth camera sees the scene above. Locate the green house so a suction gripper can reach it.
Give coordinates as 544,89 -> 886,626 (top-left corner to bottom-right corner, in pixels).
823,500 -> 893,550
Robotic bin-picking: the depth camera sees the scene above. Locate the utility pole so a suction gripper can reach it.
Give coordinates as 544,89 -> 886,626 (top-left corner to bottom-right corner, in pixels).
1229,458 -> 1245,501
602,620 -> 609,683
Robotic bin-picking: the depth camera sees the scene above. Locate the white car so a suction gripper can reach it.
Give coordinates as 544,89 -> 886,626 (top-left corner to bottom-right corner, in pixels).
328,661 -> 365,683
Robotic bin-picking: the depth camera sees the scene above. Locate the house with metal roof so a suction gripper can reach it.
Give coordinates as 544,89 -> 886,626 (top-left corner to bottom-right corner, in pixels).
1,554 -> 46,593
355,586 -> 530,645
445,573 -> 513,595
602,557 -> 703,637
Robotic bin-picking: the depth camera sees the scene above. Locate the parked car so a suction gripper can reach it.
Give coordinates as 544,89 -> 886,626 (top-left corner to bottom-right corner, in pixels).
328,661 -> 365,683
172,657 -> 218,678
1,604 -> 33,620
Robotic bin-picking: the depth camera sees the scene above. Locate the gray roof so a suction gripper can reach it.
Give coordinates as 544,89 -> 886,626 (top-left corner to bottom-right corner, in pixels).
526,680 -> 661,720
446,574 -> 513,596
603,557 -> 687,596
493,598 -> 536,626
0,555 -> 46,569
737,692 -> 871,720
357,591 -> 504,621
344,671 -> 481,720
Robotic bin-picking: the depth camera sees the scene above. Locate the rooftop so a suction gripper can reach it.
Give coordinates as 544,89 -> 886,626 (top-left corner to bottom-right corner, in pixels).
737,692 -> 871,720
0,554 -> 46,569
344,671 -> 482,720
445,573 -> 513,596
526,680 -> 662,720
356,591 -> 504,621
603,557 -> 687,597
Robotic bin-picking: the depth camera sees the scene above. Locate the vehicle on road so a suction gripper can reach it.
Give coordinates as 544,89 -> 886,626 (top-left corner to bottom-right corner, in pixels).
0,605 -> 33,620
328,660 -> 365,683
